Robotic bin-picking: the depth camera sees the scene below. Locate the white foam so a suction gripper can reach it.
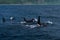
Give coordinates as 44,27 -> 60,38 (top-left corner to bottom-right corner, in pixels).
10,17 -> 14,20
20,21 -> 26,24
25,24 -> 39,28
34,18 -> 38,22
47,21 -> 53,24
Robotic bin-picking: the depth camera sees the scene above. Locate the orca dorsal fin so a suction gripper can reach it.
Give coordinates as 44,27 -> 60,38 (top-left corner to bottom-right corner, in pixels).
24,18 -> 27,21
37,16 -> 41,25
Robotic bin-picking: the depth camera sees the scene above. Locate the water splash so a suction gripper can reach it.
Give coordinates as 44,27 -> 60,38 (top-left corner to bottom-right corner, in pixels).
47,21 -> 53,24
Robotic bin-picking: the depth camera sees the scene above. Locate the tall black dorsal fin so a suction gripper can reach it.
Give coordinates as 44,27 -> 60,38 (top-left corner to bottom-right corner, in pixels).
2,17 -> 5,23
37,16 -> 41,25
24,18 -> 27,21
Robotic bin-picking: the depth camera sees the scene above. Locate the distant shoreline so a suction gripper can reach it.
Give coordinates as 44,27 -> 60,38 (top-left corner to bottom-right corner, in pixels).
0,4 -> 60,5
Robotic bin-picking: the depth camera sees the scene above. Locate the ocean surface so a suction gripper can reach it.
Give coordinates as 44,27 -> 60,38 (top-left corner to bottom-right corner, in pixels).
0,5 -> 60,40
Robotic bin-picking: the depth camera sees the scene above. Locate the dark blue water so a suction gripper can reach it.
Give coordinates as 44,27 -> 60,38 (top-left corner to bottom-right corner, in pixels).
0,5 -> 60,40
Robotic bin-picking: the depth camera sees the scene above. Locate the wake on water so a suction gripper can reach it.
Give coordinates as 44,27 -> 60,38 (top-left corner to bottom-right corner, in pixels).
0,17 -> 53,28
46,21 -> 53,24
20,20 -> 53,28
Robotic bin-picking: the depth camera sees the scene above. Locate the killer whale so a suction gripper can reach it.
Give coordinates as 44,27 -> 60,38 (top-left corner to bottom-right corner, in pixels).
37,16 -> 48,26
22,16 -> 53,27
2,17 -> 6,23
23,16 -> 46,26
23,17 -> 34,23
